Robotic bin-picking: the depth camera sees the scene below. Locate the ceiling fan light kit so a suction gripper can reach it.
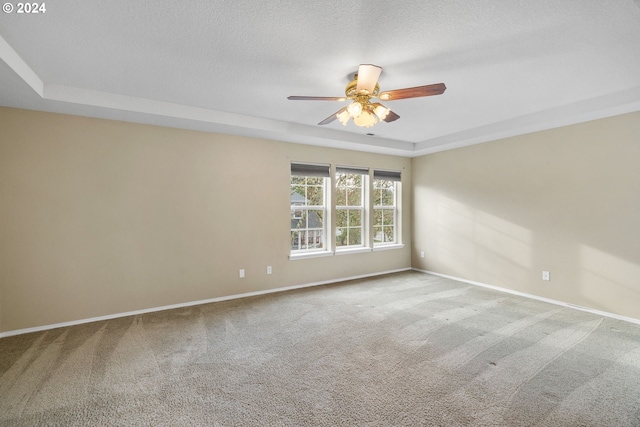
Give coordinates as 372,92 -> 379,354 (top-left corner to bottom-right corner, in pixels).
347,100 -> 363,117
353,108 -> 377,128
288,64 -> 446,128
371,103 -> 390,121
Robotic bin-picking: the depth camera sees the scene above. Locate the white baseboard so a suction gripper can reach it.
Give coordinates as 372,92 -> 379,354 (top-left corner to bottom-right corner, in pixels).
414,268 -> 640,326
0,267 -> 412,338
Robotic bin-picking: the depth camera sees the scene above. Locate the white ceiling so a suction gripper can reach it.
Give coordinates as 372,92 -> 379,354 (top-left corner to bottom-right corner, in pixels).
1,1 -> 640,157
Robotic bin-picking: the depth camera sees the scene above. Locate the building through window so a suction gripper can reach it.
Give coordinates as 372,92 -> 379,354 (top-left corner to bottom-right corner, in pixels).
290,163 -> 329,252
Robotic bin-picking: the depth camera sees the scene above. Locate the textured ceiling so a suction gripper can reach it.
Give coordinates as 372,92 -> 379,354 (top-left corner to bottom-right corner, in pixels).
1,1 -> 640,157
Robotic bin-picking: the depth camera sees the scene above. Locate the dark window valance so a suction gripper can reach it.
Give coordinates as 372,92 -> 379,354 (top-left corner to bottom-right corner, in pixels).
336,166 -> 369,175
291,163 -> 330,177
373,170 -> 401,182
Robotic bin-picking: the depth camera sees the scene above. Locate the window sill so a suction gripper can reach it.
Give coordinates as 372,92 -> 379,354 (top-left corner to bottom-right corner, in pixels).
289,251 -> 334,261
290,244 -> 404,260
372,243 -> 405,251
335,247 -> 373,256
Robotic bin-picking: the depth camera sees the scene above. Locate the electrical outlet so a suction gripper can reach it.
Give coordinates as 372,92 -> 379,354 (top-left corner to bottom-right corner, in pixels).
267,266 -> 272,275
420,251 -> 425,258
542,271 -> 550,281
239,269 -> 245,278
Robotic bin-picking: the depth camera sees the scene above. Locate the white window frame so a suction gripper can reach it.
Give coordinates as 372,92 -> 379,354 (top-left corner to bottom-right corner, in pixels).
373,171 -> 401,247
290,163 -> 330,258
335,168 -> 367,251
290,164 -> 403,260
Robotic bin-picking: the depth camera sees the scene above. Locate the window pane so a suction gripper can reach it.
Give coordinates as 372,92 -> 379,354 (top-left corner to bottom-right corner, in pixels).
307,230 -> 324,249
349,210 -> 362,227
373,209 -> 382,227
384,226 -> 395,243
346,173 -> 362,189
336,209 -> 348,228
381,188 -> 394,206
347,187 -> 361,206
336,228 -> 346,247
373,225 -> 383,243
306,185 -> 324,206
306,177 -> 324,186
291,186 -> 305,200
350,227 -> 362,245
382,209 -> 394,225
374,179 -> 394,206
336,187 -> 347,206
336,226 -> 363,247
291,214 -> 306,230
308,209 -> 323,228
291,231 -> 299,250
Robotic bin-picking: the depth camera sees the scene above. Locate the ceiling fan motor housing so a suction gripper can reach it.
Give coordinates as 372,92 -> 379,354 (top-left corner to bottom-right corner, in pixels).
345,74 -> 380,98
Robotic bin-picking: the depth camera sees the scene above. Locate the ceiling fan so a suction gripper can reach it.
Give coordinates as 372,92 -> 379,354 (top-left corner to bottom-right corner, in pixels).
288,64 -> 446,128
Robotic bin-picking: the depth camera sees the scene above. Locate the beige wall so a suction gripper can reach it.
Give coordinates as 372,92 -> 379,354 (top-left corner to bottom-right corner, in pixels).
0,107 -> 411,333
4,105 -> 638,333
412,111 -> 640,320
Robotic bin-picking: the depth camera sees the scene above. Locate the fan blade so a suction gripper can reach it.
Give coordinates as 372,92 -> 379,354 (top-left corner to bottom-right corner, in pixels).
356,64 -> 382,95
383,110 -> 400,123
318,107 -> 347,125
378,83 -> 446,101
288,96 -> 347,101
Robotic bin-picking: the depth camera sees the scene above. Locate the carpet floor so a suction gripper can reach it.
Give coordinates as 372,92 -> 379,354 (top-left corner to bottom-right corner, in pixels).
1,271 -> 640,426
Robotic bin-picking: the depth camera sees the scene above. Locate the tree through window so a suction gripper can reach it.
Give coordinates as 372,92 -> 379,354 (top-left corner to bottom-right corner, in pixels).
373,170 -> 400,245
336,167 -> 367,248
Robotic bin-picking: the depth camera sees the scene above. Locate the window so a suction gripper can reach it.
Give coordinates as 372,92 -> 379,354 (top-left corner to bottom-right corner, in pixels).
335,167 -> 368,249
291,202 -> 303,219
290,163 -> 329,252
373,170 -> 400,245
290,163 -> 401,258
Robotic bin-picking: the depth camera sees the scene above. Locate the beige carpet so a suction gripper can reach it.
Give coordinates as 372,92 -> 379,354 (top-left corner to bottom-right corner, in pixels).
1,271 -> 640,426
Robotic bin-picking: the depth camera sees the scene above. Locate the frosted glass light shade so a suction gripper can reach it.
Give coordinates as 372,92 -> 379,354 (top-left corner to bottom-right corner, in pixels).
347,101 -> 363,118
372,103 -> 390,120
337,109 -> 350,126
353,110 -> 377,127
